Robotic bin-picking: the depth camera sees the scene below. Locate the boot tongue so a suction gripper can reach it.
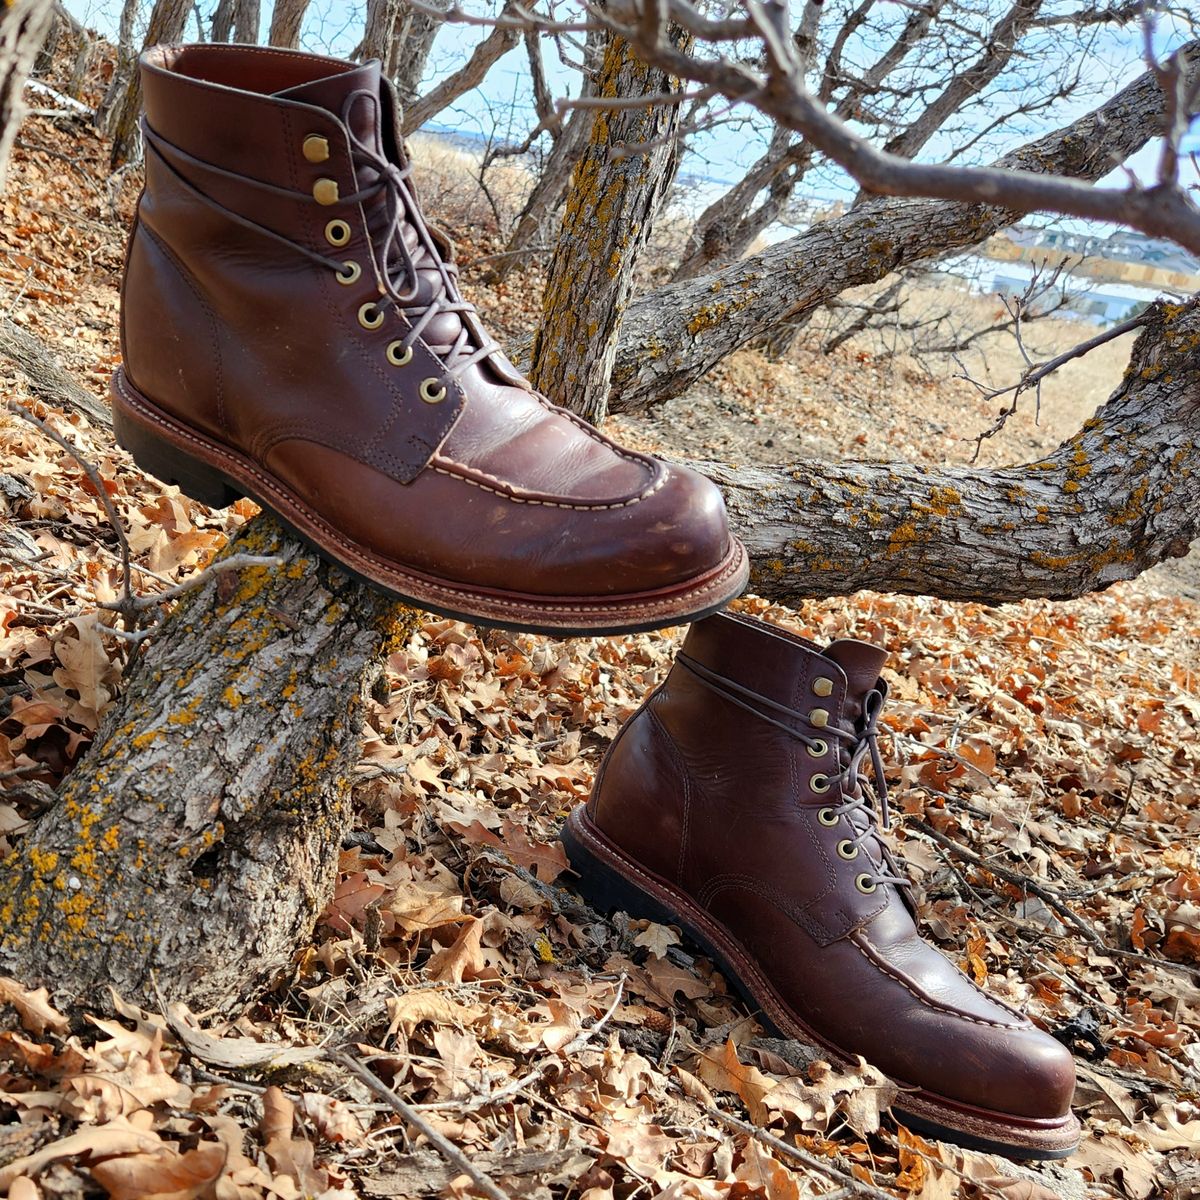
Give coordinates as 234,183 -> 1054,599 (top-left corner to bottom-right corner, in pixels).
822,640 -> 887,717
275,61 -> 383,153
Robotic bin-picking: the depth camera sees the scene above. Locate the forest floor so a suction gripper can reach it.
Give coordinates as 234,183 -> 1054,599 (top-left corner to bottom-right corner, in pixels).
1,51 -> 1199,1200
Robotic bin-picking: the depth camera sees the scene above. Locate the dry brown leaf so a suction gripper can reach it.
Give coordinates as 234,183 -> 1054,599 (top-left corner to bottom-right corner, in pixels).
426,918 -> 485,984
298,1093 -> 368,1145
0,1112 -> 163,1191
0,978 -> 70,1035
89,1139 -> 229,1200
261,1086 -> 327,1197
695,1038 -> 776,1126
633,921 -> 681,959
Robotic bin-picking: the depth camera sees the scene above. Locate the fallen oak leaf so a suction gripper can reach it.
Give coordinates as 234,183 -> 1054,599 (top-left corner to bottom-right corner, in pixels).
633,921 -> 681,960
0,1111 -> 163,1191
0,978 -> 70,1035
426,919 -> 485,985
89,1139 -> 232,1200
298,1092 -> 368,1145
262,1086 -> 328,1196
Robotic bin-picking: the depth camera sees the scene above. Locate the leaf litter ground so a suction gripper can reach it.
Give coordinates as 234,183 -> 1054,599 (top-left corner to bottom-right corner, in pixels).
1,49 -> 1199,1200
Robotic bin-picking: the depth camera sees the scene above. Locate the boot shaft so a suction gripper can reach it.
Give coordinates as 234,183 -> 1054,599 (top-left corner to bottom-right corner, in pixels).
587,612 -> 895,945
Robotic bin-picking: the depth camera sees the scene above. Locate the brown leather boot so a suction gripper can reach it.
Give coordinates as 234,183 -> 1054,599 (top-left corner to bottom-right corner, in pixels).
112,44 -> 746,634
563,612 -> 1079,1158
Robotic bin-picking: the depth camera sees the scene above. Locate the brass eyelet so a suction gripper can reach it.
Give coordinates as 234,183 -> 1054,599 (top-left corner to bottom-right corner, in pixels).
855,873 -> 878,894
837,839 -> 858,861
810,773 -> 831,794
325,219 -> 352,247
357,302 -> 384,330
336,260 -> 361,286
303,134 -> 330,163
386,341 -> 413,367
809,708 -> 830,729
812,676 -> 834,697
419,378 -> 448,404
313,177 -> 340,206
817,807 -> 838,827
806,738 -> 827,759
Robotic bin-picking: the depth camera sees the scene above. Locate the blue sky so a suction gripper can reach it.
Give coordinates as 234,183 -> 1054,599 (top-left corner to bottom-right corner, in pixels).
64,0 -> 1198,237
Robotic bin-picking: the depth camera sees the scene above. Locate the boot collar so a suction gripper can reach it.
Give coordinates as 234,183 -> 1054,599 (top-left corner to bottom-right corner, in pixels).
679,612 -> 886,726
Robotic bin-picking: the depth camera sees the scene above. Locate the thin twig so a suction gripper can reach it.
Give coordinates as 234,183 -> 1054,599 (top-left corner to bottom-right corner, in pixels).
327,1049 -> 510,1200
98,553 -> 284,614
908,817 -> 1105,947
10,402 -> 133,627
706,1105 -> 897,1199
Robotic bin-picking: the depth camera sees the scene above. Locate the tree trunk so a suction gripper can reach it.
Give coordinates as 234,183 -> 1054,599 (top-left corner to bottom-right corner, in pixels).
0,0 -> 55,192
267,0 -> 309,49
361,0 -> 399,67
672,0 -> 945,282
96,0 -> 139,136
232,0 -> 260,45
0,516 -> 417,1014
390,0 -> 443,105
528,26 -> 689,424
210,0 -> 235,42
402,0 -> 519,133
600,50 -> 1190,416
108,0 -> 191,168
488,105 -> 595,282
672,128 -> 809,281
695,300 -> 1200,604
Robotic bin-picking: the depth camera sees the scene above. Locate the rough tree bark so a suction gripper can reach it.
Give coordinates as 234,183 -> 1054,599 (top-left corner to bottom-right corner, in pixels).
267,0 -> 310,49
600,49 -> 1192,415
361,0 -> 400,68
694,300 -> 1200,603
232,0 -> 260,44
391,0 -> 444,105
108,0 -> 191,168
528,26 -> 689,423
0,0 -> 55,192
96,0 -> 141,138
210,0 -> 235,42
0,517 -> 416,1013
488,107 -> 595,282
402,1 -> 520,133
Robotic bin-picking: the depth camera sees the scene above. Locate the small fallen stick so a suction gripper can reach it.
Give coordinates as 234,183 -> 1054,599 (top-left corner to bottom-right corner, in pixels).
328,1048 -> 511,1200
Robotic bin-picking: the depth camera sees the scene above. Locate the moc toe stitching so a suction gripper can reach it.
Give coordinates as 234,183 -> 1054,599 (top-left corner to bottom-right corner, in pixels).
852,932 -> 1024,1030
430,453 -> 668,511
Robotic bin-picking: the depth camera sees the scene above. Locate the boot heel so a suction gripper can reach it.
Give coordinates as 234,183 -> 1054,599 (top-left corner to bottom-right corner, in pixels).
561,812 -> 681,928
114,402 -> 243,509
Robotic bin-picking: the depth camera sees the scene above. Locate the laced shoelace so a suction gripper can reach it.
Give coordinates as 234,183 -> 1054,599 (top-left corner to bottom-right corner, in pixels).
676,651 -> 908,892
140,90 -> 499,389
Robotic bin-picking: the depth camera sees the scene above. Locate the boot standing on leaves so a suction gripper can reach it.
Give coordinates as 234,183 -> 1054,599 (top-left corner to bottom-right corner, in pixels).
564,612 -> 1080,1159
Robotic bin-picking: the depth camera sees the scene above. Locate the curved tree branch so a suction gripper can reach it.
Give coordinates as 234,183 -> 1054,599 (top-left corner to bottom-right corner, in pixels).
603,47 -> 1197,414
694,300 -> 1200,604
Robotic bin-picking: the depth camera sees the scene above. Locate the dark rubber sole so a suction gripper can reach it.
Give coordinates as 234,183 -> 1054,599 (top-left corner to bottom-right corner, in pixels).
110,369 -> 749,636
561,807 -> 1080,1161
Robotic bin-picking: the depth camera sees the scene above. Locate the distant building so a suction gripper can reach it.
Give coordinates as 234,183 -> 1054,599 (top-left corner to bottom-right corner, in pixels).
1009,223 -> 1200,275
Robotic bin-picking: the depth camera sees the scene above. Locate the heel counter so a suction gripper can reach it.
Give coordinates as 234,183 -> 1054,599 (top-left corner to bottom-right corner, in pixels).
587,687 -> 691,885
120,217 -> 224,437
